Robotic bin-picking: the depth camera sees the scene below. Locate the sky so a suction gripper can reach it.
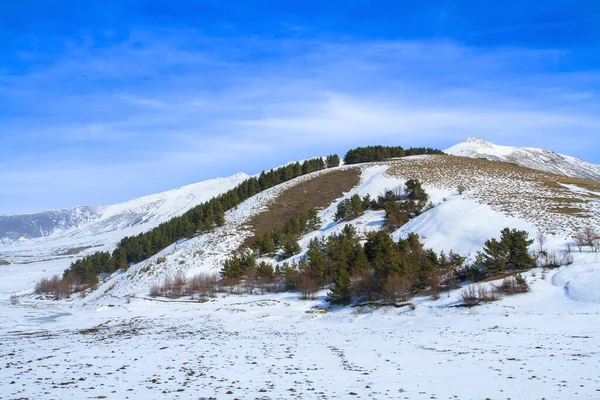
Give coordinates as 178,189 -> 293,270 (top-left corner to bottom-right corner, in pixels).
1,1 -> 599,214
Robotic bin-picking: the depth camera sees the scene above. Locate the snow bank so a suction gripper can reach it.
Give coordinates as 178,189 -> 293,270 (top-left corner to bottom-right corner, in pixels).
392,197 -> 536,257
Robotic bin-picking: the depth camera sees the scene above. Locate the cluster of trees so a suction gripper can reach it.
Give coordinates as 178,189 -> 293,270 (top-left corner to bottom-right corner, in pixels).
218,226 -> 541,306
334,194 -> 372,221
344,145 -> 444,164
467,228 -> 536,280
325,154 -> 340,168
293,228 -> 465,303
226,225 -> 465,304
65,251 -> 117,287
251,210 -> 321,257
334,179 -> 430,231
38,157 -> 334,295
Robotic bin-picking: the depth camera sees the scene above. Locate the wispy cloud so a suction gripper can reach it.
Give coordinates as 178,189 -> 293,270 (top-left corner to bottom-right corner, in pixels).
1,31 -> 599,213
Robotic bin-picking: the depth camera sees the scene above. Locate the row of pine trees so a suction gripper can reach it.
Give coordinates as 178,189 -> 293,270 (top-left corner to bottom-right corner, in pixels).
343,145 -> 444,164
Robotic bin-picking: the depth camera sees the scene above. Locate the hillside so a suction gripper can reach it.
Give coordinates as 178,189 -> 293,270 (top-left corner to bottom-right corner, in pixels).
446,137 -> 600,181
2,151 -> 600,400
89,154 -> 600,300
0,173 -> 249,257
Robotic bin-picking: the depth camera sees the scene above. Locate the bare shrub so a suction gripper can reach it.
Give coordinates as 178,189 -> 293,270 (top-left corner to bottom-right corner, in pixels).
298,274 -> 318,300
457,183 -> 466,195
35,277 -> 53,294
35,275 -> 71,299
352,270 -> 377,302
477,285 -> 499,302
10,294 -> 19,305
381,274 -> 412,303
539,249 -> 560,269
149,283 -> 161,297
157,256 -> 167,264
429,270 -> 440,300
536,229 -> 547,255
244,266 -> 257,294
495,274 -> 529,295
460,284 -> 478,305
583,226 -> 598,249
562,244 -> 574,266
574,230 -> 585,252
188,273 -> 218,299
172,272 -> 187,298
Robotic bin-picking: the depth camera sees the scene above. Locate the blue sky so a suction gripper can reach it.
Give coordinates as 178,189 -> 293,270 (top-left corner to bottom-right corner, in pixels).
1,1 -> 599,214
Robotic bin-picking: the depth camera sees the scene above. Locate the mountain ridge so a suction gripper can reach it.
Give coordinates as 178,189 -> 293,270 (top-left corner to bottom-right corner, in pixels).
445,137 -> 600,181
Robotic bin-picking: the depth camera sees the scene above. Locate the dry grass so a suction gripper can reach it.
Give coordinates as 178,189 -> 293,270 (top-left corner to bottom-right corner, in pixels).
244,168 -> 361,244
383,155 -> 600,236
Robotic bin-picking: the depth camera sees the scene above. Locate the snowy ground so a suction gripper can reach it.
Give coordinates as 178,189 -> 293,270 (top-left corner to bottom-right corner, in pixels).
2,257 -> 600,399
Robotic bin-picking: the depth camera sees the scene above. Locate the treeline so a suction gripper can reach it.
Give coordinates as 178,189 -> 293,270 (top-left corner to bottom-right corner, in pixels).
47,156 -> 334,292
251,210 -> 322,257
344,145 -> 444,164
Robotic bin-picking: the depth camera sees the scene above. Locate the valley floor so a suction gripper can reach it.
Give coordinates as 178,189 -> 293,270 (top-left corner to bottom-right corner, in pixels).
2,267 -> 600,400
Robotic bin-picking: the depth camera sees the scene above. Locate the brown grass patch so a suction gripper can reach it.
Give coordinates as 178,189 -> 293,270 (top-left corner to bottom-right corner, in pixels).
549,207 -> 588,216
244,168 -> 361,245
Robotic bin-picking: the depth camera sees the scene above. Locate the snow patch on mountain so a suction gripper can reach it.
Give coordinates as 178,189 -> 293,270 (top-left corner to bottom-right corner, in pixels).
446,137 -> 600,181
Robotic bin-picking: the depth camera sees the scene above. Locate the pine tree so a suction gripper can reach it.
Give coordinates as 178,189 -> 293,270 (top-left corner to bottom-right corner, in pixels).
328,267 -> 351,304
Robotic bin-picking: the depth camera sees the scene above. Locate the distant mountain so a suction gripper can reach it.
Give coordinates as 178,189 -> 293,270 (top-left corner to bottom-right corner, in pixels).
445,137 -> 600,182
0,206 -> 106,241
0,173 -> 249,244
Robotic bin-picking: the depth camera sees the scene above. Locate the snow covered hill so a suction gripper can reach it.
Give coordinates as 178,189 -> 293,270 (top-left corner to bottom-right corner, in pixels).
95,155 -> 600,299
445,137 -> 600,181
0,173 -> 249,259
2,153 -> 600,400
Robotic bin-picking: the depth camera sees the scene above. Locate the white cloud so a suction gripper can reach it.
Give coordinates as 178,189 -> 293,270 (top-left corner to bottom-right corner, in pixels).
1,32 -> 599,213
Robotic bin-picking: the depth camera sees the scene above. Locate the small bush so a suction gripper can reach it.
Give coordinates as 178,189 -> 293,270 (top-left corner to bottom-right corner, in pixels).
460,284 -> 478,305
157,257 -> 167,264
10,294 -> 19,305
495,274 -> 529,295
35,275 -> 75,299
298,274 -> 318,300
460,284 -> 500,305
382,274 -> 412,303
477,285 -> 500,302
149,272 -> 218,299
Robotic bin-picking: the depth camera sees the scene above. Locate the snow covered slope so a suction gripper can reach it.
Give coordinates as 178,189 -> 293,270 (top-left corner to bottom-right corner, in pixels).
446,137 -> 600,181
97,157 -> 600,299
0,173 -> 249,259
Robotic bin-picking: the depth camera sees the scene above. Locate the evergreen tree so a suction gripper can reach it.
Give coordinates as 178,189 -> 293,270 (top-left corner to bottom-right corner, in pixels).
405,179 -> 428,201
328,266 -> 351,304
325,154 -> 341,168
281,235 -> 301,259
